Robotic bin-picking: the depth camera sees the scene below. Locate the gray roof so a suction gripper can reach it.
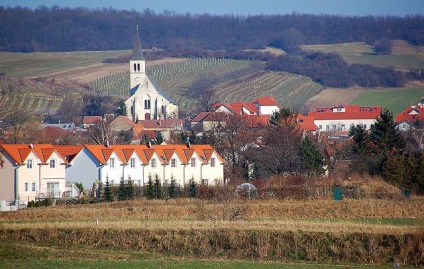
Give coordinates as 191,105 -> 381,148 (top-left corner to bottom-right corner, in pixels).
131,25 -> 144,60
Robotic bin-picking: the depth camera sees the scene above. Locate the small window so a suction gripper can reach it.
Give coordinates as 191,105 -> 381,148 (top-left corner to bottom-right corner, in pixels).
49,159 -> 56,168
130,158 -> 136,168
332,125 -> 336,130
25,182 -> 28,192
32,182 -> 36,192
151,158 -> 157,168
319,125 -> 322,130
363,124 -> 367,129
171,158 -> 176,168
137,63 -> 140,71
191,158 -> 196,167
202,179 -> 208,185
27,159 -> 33,169
326,125 -> 329,130
210,158 -> 216,167
133,63 -> 137,71
110,158 -> 115,168
341,124 -> 345,130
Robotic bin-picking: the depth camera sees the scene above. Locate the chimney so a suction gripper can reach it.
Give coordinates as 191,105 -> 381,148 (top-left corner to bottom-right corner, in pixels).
186,136 -> 191,148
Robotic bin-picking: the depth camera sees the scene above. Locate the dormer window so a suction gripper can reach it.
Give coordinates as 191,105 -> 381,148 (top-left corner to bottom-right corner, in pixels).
27,159 -> 33,169
49,159 -> 56,168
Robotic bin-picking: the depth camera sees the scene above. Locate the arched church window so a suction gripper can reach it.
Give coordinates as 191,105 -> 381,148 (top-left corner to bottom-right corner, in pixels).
133,63 -> 137,71
161,105 -> 165,115
137,63 -> 140,71
144,99 -> 151,109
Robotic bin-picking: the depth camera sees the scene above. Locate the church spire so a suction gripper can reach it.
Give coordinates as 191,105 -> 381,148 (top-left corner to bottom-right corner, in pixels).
131,25 -> 144,60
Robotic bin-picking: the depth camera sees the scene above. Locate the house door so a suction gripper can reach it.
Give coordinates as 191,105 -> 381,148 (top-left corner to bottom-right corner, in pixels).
144,113 -> 151,120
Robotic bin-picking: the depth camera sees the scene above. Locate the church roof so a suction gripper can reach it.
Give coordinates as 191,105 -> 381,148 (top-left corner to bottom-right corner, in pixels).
131,25 -> 144,60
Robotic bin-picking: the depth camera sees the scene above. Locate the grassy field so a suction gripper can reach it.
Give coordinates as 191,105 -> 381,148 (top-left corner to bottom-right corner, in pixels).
305,86 -> 424,115
351,87 -> 424,115
301,42 -> 424,70
1,197 -> 423,267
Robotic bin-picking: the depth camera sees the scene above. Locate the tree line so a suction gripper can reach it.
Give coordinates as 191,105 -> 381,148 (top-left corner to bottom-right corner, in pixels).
0,6 -> 423,52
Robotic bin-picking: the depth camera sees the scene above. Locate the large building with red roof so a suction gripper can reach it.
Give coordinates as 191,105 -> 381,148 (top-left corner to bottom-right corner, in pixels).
306,104 -> 382,133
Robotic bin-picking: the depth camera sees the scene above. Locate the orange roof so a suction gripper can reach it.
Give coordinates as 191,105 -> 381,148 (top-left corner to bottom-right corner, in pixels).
309,105 -> 381,120
297,114 -> 318,132
55,145 -> 84,163
395,106 -> 424,123
0,144 -> 63,165
253,96 -> 279,107
83,116 -> 102,125
83,144 -> 118,164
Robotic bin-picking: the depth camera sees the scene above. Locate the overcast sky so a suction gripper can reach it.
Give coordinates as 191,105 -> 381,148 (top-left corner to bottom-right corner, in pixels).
2,0 -> 424,16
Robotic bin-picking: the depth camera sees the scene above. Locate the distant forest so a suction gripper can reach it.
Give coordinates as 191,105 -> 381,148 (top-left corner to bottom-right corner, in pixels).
0,6 -> 424,52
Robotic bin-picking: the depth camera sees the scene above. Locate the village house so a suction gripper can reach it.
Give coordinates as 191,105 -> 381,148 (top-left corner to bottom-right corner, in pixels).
395,103 -> 424,131
305,104 -> 382,134
0,144 -> 67,206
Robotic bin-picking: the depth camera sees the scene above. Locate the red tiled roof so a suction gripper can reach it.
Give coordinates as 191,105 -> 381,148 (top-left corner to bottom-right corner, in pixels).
83,116 -> 102,125
43,126 -> 73,142
309,105 -> 381,120
253,96 -> 279,107
395,106 -> 424,123
55,145 -> 84,163
297,114 -> 318,132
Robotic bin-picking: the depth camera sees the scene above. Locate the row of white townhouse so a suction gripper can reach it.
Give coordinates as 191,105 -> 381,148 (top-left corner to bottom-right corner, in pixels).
0,143 -> 226,204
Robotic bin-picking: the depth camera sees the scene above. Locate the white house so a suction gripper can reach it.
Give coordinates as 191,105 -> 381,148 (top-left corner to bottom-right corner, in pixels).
0,144 -> 66,205
307,104 -> 382,132
125,25 -> 178,121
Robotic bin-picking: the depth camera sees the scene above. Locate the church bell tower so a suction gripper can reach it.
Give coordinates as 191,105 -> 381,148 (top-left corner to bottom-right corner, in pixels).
130,25 -> 146,90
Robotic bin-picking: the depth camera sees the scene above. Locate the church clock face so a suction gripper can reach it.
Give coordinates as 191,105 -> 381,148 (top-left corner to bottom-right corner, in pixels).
134,77 -> 140,83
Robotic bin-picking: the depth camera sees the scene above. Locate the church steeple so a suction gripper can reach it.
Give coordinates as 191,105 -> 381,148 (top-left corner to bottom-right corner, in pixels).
130,25 -> 146,89
131,25 -> 144,60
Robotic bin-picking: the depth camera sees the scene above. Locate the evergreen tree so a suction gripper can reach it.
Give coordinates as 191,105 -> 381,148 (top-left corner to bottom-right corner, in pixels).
298,135 -> 325,177
168,179 -> 178,199
126,179 -> 135,200
146,175 -> 155,199
154,174 -> 163,199
188,178 -> 197,198
156,131 -> 164,144
348,124 -> 371,175
118,178 -> 127,201
369,109 -> 405,175
103,177 -> 113,202
370,109 -> 405,154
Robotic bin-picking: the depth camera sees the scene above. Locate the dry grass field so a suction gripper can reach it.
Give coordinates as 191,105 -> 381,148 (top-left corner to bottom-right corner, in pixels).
1,197 -> 423,266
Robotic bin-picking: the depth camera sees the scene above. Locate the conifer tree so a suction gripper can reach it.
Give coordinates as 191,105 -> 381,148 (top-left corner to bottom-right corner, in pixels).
154,174 -> 163,199
189,178 -> 197,198
126,179 -> 135,200
118,178 -> 127,201
298,135 -> 325,177
168,179 -> 178,199
103,177 -> 113,202
146,175 -> 155,199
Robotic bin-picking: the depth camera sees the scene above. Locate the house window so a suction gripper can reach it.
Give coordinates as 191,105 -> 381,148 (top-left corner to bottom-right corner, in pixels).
151,158 -> 157,168
110,158 -> 115,169
341,124 -> 345,130
130,158 -> 136,168
191,158 -> 196,167
171,158 -> 176,168
210,158 -> 216,167
47,182 -> 60,197
25,182 -> 28,192
49,159 -> 56,168
326,125 -> 329,130
32,182 -> 36,192
363,124 -> 367,129
319,125 -> 322,130
332,125 -> 336,130
202,179 -> 208,185
27,159 -> 33,169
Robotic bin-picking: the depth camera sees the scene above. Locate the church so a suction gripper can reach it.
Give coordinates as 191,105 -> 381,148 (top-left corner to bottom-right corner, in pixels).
125,26 -> 179,122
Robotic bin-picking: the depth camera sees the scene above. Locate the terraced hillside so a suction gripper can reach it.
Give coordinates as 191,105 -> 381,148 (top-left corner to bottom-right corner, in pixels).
89,58 -> 323,111
0,77 -> 82,119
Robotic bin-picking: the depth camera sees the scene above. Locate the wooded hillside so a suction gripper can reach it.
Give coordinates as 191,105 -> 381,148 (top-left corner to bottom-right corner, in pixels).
0,6 -> 423,52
